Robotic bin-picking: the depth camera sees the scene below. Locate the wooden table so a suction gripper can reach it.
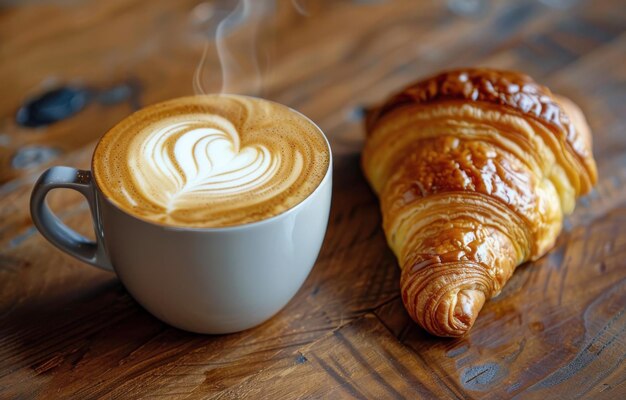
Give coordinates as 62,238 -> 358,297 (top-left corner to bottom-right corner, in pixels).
1,0 -> 625,398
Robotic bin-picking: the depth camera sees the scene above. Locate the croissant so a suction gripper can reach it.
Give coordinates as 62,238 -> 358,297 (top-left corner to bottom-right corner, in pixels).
362,69 -> 597,337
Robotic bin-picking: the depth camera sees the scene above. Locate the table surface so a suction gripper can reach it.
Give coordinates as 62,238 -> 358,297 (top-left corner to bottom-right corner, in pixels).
1,0 -> 625,398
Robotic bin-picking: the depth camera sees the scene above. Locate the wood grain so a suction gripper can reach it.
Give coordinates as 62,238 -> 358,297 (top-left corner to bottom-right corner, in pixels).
0,0 -> 625,398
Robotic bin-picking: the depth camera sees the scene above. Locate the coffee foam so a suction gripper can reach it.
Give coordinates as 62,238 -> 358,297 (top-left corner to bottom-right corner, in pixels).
93,95 -> 330,228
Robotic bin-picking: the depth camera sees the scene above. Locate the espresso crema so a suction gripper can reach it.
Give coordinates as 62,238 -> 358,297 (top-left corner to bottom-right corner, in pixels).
93,95 -> 330,228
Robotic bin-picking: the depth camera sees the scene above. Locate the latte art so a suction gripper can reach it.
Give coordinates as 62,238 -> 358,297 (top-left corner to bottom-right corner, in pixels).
93,95 -> 329,227
132,118 -> 292,212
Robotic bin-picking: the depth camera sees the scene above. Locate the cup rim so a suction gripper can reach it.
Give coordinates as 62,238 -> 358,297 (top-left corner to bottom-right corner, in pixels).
91,94 -> 333,232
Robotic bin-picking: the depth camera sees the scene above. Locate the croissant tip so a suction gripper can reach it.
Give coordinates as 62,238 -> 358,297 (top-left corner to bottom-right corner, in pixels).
451,289 -> 486,335
413,288 -> 487,338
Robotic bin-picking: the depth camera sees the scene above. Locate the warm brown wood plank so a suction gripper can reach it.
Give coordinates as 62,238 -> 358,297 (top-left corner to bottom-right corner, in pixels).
214,314 -> 458,400
1,0 -> 625,398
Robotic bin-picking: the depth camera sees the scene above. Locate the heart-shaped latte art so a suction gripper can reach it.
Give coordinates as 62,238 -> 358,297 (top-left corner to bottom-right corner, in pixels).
93,95 -> 329,227
128,115 -> 290,214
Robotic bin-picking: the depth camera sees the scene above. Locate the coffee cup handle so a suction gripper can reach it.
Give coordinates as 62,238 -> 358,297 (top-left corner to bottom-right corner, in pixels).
30,166 -> 113,271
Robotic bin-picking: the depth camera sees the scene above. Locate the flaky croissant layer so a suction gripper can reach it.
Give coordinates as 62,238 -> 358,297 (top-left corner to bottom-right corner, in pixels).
362,69 -> 597,337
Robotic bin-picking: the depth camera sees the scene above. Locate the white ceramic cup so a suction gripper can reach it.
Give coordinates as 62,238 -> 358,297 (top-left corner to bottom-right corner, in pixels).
30,108 -> 332,334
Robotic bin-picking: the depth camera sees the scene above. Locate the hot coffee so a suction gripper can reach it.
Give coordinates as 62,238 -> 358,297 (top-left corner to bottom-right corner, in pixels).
92,94 -> 330,228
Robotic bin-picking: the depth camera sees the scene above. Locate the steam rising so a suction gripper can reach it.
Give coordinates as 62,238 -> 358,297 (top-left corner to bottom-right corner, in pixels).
291,0 -> 310,16
194,0 -> 269,95
193,42 -> 210,95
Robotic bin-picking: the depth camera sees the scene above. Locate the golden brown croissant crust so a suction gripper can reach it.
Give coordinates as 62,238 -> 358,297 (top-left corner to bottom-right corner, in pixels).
366,68 -> 596,191
362,68 -> 597,337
